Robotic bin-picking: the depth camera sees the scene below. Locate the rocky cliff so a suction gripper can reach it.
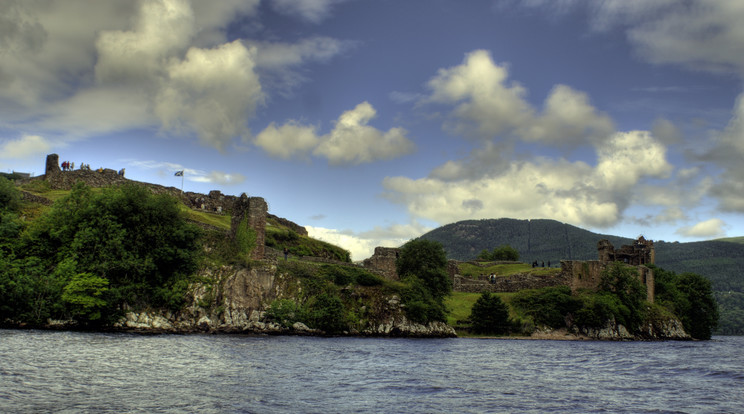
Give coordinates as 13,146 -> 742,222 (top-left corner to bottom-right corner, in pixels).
113,262 -> 456,338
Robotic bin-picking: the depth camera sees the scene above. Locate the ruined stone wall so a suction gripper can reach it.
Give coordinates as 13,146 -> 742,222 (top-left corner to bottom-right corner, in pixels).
561,260 -> 655,303
453,272 -> 571,293
362,247 -> 400,281
230,194 -> 268,260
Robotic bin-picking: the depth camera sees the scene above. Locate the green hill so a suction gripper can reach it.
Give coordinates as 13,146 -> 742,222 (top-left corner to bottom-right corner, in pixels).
420,218 -> 744,335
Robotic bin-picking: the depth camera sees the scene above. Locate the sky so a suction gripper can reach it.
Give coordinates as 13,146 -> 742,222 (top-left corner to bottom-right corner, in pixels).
2,0 -> 744,261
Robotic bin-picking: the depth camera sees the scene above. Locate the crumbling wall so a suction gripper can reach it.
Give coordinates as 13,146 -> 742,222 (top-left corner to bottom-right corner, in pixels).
561,259 -> 655,303
453,271 -> 571,293
362,247 -> 400,281
231,194 -> 268,260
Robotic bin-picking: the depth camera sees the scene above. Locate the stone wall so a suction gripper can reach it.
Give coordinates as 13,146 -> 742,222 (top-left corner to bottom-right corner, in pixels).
230,194 -> 268,260
362,247 -> 400,281
454,271 -> 571,293
560,260 -> 655,303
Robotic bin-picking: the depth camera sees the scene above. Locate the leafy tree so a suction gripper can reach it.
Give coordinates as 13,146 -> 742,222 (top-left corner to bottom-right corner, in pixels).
512,286 -> 581,328
492,245 -> 519,261
62,272 -> 109,323
396,239 -> 451,299
649,265 -> 719,339
469,291 -> 511,335
307,293 -> 347,334
396,239 -> 451,324
0,177 -> 21,213
675,272 -> 719,340
597,262 -> 646,331
20,183 -> 201,320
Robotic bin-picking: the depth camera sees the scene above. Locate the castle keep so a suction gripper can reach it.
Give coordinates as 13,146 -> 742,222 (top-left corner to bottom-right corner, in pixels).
562,238 -> 655,303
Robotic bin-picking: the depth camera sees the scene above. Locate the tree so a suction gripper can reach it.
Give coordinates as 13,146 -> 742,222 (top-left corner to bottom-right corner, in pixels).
598,262 -> 646,331
676,272 -> 719,340
21,183 -> 201,317
476,245 -> 519,261
396,239 -> 451,299
492,245 -> 519,261
396,239 -> 451,324
469,291 -> 510,335
0,177 -> 21,213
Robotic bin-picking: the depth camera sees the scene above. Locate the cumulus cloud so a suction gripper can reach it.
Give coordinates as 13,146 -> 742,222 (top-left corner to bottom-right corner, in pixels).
307,220 -> 432,261
255,102 -> 415,165
0,135 -> 52,159
2,0 -> 351,153
155,40 -> 263,151
424,50 -> 532,139
254,122 -> 320,160
423,50 -> 613,146
675,218 -> 727,239
520,85 -> 614,146
383,130 -> 672,229
314,102 -> 415,165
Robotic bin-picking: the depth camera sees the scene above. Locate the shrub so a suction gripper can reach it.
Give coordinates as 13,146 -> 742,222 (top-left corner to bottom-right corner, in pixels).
265,299 -> 303,328
512,286 -> 581,329
307,293 -> 347,334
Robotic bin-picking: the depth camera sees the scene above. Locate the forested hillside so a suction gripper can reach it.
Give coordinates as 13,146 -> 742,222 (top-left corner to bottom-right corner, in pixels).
421,218 -> 744,334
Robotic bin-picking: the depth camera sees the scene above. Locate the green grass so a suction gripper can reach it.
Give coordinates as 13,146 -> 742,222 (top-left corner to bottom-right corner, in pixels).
458,262 -> 562,278
715,236 -> 744,244
180,205 -> 231,229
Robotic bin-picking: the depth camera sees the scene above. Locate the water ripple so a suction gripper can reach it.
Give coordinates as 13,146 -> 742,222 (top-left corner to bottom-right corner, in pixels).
1,331 -> 743,413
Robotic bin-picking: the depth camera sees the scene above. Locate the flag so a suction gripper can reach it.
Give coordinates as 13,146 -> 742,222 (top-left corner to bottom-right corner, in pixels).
174,170 -> 184,177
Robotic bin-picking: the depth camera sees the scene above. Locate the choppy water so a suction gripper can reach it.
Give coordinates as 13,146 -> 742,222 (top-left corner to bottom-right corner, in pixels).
1,331 -> 742,413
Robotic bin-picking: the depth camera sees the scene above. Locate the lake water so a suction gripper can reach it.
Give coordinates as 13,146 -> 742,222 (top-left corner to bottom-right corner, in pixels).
1,331 -> 742,413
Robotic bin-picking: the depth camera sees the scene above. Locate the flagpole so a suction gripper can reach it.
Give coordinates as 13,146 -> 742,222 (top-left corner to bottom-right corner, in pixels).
181,171 -> 184,194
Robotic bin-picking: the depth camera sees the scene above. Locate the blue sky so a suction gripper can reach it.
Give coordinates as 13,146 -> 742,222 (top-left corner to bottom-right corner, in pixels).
2,0 -> 744,260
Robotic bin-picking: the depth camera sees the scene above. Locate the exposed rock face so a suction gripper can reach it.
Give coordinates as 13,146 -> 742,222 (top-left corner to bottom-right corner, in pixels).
113,263 -> 456,338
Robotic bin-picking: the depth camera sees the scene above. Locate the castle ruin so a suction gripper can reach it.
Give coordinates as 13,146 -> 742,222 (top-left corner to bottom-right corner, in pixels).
562,238 -> 655,303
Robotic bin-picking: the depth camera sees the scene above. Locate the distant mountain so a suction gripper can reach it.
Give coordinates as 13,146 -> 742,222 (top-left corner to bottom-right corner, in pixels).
420,218 -> 744,334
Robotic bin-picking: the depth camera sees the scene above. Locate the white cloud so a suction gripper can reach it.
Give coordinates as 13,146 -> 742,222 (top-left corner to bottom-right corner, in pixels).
95,0 -> 195,85
190,171 -> 246,185
519,84 -> 614,146
0,135 -> 52,159
155,40 -> 264,151
269,0 -> 348,23
655,207 -> 687,224
255,102 -> 415,165
126,159 -> 244,186
314,102 -> 415,165
254,122 -> 320,160
423,50 -> 613,146
424,50 -> 532,139
675,218 -> 727,238
627,1 -> 744,75
383,130 -> 672,230
307,220 -> 431,261
700,93 -> 744,212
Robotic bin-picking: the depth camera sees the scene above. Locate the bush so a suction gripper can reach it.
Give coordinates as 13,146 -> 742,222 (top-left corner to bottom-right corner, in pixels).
512,286 -> 581,329
265,299 -> 303,328
307,293 -> 347,334
469,291 -> 511,335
